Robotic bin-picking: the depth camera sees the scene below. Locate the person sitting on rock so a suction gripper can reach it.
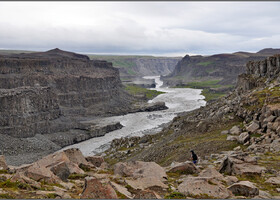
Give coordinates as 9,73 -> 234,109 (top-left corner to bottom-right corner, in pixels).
190,150 -> 198,165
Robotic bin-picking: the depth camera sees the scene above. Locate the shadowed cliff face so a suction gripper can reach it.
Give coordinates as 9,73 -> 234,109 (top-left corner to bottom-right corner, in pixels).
0,48 -> 132,138
163,48 -> 280,87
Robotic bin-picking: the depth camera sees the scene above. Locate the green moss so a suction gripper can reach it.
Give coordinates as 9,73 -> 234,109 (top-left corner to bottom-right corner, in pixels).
116,190 -> 128,199
0,170 -> 8,174
165,192 -> 186,199
197,61 -> 213,66
46,193 -> 59,199
201,89 -> 226,101
68,173 -> 87,180
0,194 -> 14,199
125,84 -> 165,100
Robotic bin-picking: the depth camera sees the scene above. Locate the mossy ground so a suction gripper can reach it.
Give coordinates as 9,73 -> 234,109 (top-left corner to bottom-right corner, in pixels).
124,84 -> 165,100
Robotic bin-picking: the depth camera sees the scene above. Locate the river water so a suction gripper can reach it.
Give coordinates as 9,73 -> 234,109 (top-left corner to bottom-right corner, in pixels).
62,76 -> 206,156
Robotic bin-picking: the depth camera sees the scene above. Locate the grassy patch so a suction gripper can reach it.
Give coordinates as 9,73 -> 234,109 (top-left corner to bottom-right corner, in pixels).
68,173 -> 87,180
197,61 -> 213,66
0,194 -> 14,199
46,193 -> 59,199
125,84 -> 165,100
0,170 -> 8,174
201,89 -> 226,101
165,192 -> 186,199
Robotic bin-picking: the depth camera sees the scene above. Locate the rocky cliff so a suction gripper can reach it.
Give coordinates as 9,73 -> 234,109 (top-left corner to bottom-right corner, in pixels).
163,48 -> 280,87
0,49 -> 139,165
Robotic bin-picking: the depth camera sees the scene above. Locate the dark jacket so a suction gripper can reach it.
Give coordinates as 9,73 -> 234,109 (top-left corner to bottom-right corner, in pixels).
191,151 -> 198,161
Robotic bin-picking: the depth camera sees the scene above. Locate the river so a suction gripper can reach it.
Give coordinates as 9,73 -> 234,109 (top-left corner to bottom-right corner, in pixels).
62,76 -> 206,156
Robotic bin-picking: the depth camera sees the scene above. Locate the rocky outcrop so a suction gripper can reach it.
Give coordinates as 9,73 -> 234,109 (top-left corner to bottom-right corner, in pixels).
0,49 -> 140,165
163,48 -> 280,87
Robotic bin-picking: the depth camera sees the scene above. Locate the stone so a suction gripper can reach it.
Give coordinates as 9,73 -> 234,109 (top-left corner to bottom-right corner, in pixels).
167,162 -> 199,175
114,161 -> 167,181
238,132 -> 250,144
11,172 -> 41,188
134,189 -> 161,199
221,130 -> 229,135
24,162 -> 61,184
199,166 -> 224,181
49,161 -> 70,182
228,181 -> 259,197
230,125 -> 242,135
126,177 -> 168,190
0,155 -> 8,170
257,190 -> 272,199
234,146 -> 242,151
80,177 -> 118,199
224,176 -> 239,186
247,121 -> 260,133
178,176 -> 231,198
264,115 -> 276,123
63,148 -> 90,166
270,139 -> 280,152
227,135 -> 238,141
110,181 -> 133,199
86,156 -> 105,167
265,177 -> 280,185
219,156 -> 265,176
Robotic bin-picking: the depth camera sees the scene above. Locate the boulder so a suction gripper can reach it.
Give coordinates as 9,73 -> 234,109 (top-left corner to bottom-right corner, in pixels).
126,177 -> 168,190
49,161 -> 70,182
221,130 -> 229,135
63,148 -> 90,166
134,189 -> 161,199
227,135 -> 238,141
247,122 -> 260,133
114,161 -> 167,181
167,162 -> 199,175
224,176 -> 239,186
11,172 -> 41,188
0,155 -> 8,170
230,125 -> 242,135
86,156 -> 105,167
199,166 -> 224,181
265,177 -> 280,185
238,132 -> 250,144
270,139 -> 280,152
228,181 -> 259,197
24,162 -> 61,184
219,156 -> 265,176
80,177 -> 118,199
110,181 -> 133,199
178,176 -> 231,198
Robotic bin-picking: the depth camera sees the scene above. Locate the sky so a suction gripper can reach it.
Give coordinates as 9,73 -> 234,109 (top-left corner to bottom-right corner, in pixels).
0,1 -> 280,56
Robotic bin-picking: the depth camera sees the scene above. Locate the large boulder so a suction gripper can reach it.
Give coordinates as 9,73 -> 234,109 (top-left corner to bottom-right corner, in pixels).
63,148 -> 90,166
86,156 -> 105,167
228,181 -> 259,197
199,166 -> 224,181
0,155 -> 8,170
270,139 -> 280,152
238,132 -> 250,144
24,162 -> 61,184
178,176 -> 231,198
49,161 -> 70,182
114,161 -> 167,181
126,177 -> 168,190
134,189 -> 161,199
219,156 -> 265,176
11,172 -> 41,188
230,125 -> 242,135
167,162 -> 199,175
247,121 -> 260,133
265,176 -> 280,185
80,177 -> 118,199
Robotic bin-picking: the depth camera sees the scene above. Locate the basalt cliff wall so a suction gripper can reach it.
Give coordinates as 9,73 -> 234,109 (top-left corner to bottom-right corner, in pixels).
0,49 -> 138,165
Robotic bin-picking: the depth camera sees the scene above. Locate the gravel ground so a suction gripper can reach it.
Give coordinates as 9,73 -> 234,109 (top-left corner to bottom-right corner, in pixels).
0,134 -> 61,166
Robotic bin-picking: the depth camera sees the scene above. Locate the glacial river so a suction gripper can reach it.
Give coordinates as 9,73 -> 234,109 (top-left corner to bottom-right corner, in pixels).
63,76 -> 206,156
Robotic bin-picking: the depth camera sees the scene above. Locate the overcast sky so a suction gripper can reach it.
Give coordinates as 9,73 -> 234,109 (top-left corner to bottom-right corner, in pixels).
0,2 -> 280,56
